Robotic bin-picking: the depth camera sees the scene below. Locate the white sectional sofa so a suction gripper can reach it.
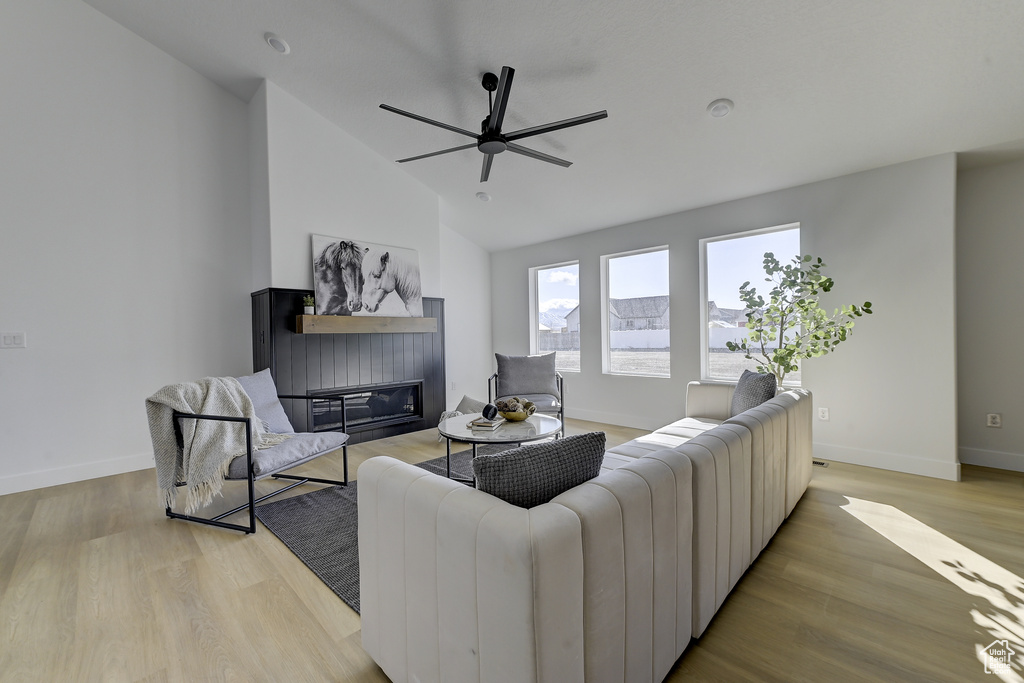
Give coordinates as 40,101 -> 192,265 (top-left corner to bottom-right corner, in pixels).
358,380 -> 813,683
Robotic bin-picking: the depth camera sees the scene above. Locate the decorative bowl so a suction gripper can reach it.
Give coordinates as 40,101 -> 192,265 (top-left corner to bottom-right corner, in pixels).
499,410 -> 530,422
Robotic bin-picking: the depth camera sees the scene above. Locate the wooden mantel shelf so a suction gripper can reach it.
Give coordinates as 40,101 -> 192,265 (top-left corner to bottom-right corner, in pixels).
296,315 -> 438,334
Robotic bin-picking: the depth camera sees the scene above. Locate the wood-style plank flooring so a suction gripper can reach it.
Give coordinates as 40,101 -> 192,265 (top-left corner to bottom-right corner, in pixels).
1,418 -> 1022,682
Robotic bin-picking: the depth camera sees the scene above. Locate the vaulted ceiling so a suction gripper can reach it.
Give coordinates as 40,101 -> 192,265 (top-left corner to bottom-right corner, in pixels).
81,0 -> 1024,250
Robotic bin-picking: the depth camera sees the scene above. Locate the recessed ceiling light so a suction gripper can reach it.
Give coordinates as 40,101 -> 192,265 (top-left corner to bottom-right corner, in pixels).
476,192 -> 491,202
707,98 -> 733,118
264,32 -> 290,55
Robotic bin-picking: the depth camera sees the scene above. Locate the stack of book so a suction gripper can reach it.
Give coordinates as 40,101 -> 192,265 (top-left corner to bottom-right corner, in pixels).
467,415 -> 505,431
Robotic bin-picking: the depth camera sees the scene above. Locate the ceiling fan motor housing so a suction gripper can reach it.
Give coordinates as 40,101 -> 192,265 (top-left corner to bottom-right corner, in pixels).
478,117 -> 507,154
478,137 -> 508,155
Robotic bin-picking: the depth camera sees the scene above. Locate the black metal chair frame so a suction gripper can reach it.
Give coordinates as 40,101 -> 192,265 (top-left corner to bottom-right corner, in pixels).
488,372 -> 565,438
165,395 -> 349,534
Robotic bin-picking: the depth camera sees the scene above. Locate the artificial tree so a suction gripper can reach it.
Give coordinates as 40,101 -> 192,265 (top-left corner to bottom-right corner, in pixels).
725,253 -> 873,384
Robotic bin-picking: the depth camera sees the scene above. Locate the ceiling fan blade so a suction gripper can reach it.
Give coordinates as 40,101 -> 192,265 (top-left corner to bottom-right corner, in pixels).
379,104 -> 478,139
487,66 -> 515,133
480,153 -> 494,182
506,143 -> 572,168
396,142 -> 477,164
504,110 -> 608,142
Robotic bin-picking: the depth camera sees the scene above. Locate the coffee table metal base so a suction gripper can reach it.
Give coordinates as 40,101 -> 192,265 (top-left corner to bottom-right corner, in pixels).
437,412 -> 563,484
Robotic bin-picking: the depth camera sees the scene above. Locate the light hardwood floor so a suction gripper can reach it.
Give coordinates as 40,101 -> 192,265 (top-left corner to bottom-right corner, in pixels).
1,419 -> 1022,682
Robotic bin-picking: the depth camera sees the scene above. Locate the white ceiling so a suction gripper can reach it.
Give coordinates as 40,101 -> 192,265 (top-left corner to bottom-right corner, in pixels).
81,0 -> 1024,251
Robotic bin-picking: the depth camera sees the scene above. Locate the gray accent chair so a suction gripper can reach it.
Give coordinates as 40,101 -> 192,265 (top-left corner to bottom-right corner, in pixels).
488,352 -> 564,437
166,369 -> 349,534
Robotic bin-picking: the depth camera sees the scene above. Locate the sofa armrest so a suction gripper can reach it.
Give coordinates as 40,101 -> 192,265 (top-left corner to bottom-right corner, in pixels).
357,456 -> 586,683
685,381 -> 736,421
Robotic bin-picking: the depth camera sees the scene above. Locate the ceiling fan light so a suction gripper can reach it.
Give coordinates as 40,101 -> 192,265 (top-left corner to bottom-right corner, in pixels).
264,33 -> 290,54
707,98 -> 733,118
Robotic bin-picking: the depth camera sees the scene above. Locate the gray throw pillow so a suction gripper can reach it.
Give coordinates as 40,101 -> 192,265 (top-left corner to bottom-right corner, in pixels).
729,370 -> 777,417
235,369 -> 295,434
472,432 -> 606,508
495,352 -> 560,398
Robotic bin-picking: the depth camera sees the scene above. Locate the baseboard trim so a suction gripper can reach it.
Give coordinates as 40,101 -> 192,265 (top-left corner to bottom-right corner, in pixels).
959,447 -> 1024,473
564,407 -> 666,432
0,453 -> 154,497
813,442 -> 960,481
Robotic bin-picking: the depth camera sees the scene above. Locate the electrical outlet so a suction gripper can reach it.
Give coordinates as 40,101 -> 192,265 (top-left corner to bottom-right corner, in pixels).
987,413 -> 1002,428
818,407 -> 830,421
1,332 -> 26,349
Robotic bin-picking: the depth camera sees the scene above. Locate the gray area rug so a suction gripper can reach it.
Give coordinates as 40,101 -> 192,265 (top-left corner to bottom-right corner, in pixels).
254,446 -> 501,613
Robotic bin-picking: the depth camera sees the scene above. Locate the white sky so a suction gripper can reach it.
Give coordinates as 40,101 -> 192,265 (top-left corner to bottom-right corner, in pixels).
608,249 -> 669,299
706,228 -> 800,309
537,263 -> 579,313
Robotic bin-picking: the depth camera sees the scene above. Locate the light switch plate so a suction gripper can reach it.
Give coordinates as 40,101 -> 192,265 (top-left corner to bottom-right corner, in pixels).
1,332 -> 27,348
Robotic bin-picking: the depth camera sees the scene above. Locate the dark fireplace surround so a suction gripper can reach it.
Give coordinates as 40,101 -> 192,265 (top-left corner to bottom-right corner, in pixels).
251,288 -> 445,445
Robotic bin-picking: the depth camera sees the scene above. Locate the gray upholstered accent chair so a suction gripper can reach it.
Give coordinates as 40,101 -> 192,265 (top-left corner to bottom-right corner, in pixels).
165,369 -> 349,534
488,352 -> 564,437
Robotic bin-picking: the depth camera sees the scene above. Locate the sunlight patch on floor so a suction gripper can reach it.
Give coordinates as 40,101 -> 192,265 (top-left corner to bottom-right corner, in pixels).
841,496 -> 1024,683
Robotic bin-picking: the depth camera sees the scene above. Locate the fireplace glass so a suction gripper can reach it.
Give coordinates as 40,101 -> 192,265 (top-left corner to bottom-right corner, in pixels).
310,381 -> 423,433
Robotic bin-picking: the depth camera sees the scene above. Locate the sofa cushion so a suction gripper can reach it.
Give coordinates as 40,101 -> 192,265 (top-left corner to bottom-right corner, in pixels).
235,368 -> 295,434
226,431 -> 348,479
472,432 -> 605,508
729,370 -> 777,417
602,417 -> 721,469
495,353 -> 560,399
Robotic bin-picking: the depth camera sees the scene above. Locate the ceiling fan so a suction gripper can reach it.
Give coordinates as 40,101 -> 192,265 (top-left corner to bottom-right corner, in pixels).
380,66 -> 608,183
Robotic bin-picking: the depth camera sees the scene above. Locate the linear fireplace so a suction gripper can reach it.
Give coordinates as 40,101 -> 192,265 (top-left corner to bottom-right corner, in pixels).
251,289 -> 445,444
308,380 -> 424,434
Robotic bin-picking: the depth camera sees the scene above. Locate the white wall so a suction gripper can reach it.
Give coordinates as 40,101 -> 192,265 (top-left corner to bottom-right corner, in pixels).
957,158 -> 1024,471
261,82 -> 441,296
249,82 -> 272,291
491,155 -> 959,480
800,155 -> 957,480
0,0 -> 252,494
440,225 -> 493,407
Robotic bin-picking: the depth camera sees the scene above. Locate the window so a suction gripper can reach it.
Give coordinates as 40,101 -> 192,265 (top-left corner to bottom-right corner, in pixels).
700,224 -> 800,383
530,261 -> 580,372
601,247 -> 670,377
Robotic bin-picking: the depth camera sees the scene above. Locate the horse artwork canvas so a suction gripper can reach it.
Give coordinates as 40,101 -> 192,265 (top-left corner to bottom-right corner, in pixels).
311,235 -> 424,317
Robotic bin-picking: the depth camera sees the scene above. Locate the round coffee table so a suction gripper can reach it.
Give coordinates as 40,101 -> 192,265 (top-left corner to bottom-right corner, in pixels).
437,412 -> 563,482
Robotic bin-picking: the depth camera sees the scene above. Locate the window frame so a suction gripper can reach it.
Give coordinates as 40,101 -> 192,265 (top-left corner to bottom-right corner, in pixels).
600,245 -> 671,378
699,222 -> 800,384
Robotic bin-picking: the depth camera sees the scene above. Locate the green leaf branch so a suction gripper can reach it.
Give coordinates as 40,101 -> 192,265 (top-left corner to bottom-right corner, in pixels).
724,253 -> 873,384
